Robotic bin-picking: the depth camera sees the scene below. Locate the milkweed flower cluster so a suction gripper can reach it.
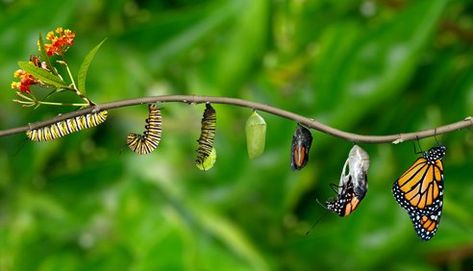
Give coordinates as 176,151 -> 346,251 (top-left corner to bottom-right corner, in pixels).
41,27 -> 76,56
11,27 -> 75,97
10,69 -> 40,94
9,27 -> 99,108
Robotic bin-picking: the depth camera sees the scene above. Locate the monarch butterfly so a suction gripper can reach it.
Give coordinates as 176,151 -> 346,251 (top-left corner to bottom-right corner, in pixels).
26,110 -> 108,141
325,145 -> 369,216
392,145 -> 446,240
291,124 -> 313,170
325,176 -> 364,216
196,103 -> 216,170
126,104 -> 162,155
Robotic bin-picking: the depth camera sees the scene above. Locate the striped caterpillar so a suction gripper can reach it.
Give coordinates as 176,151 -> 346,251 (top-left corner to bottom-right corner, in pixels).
26,111 -> 108,141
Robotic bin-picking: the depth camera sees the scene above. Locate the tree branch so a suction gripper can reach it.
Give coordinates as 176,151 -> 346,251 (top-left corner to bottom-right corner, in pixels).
0,95 -> 471,143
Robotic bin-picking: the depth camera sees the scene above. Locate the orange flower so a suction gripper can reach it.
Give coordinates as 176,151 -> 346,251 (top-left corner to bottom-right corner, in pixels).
39,27 -> 76,56
11,69 -> 39,94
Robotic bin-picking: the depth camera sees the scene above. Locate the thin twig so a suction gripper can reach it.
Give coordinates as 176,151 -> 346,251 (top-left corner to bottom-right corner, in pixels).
0,95 -> 471,143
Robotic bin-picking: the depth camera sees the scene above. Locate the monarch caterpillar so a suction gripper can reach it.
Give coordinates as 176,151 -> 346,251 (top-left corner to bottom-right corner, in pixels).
26,110 -> 108,141
196,103 -> 216,170
392,145 -> 446,240
126,104 -> 162,155
291,124 -> 313,170
325,145 -> 369,216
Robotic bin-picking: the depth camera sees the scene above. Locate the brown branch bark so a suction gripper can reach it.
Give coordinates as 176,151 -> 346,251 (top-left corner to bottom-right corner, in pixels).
0,95 -> 471,144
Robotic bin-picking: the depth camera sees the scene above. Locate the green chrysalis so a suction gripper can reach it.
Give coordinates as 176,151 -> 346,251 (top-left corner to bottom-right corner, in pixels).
245,111 -> 266,159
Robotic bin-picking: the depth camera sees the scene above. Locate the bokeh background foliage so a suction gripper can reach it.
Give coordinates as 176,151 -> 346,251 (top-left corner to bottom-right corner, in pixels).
1,0 -> 473,270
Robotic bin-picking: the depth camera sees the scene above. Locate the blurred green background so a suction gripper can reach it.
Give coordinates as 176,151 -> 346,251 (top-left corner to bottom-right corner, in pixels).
1,0 -> 473,270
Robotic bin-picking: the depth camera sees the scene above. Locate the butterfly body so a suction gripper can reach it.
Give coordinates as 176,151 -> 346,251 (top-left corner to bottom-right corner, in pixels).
326,176 -> 364,217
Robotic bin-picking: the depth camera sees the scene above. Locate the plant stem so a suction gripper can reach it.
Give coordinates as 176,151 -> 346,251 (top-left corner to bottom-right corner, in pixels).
12,100 -> 34,106
0,95 -> 471,142
59,60 -> 94,106
37,101 -> 90,107
62,60 -> 77,90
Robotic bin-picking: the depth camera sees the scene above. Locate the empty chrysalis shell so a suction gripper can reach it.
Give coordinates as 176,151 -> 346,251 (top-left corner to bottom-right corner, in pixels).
245,111 -> 266,159
196,147 -> 217,171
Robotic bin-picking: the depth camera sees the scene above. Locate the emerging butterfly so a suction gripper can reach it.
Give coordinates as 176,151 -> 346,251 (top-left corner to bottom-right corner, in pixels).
392,145 -> 446,240
326,176 -> 364,216
325,145 -> 369,216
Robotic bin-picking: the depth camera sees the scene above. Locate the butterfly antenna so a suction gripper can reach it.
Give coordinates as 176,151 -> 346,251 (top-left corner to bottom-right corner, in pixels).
305,194 -> 329,236
305,211 -> 328,236
329,183 -> 340,194
315,197 -> 327,210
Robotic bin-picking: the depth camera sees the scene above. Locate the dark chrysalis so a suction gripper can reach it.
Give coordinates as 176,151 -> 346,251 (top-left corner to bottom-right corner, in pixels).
291,124 -> 313,170
196,103 -> 217,171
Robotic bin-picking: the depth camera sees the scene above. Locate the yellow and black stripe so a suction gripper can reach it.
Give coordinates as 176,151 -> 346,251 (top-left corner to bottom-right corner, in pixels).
127,104 -> 162,154
26,111 -> 108,141
196,103 -> 216,167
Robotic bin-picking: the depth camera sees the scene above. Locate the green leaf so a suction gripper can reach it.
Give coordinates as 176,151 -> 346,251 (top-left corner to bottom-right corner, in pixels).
311,0 -> 448,128
18,61 -> 67,88
77,38 -> 107,94
194,0 -> 269,95
37,33 -> 57,75
190,202 -> 270,271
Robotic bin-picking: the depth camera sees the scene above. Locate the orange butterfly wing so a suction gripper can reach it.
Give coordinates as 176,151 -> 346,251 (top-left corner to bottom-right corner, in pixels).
409,207 -> 442,240
393,157 -> 443,214
392,146 -> 446,240
326,177 -> 364,217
